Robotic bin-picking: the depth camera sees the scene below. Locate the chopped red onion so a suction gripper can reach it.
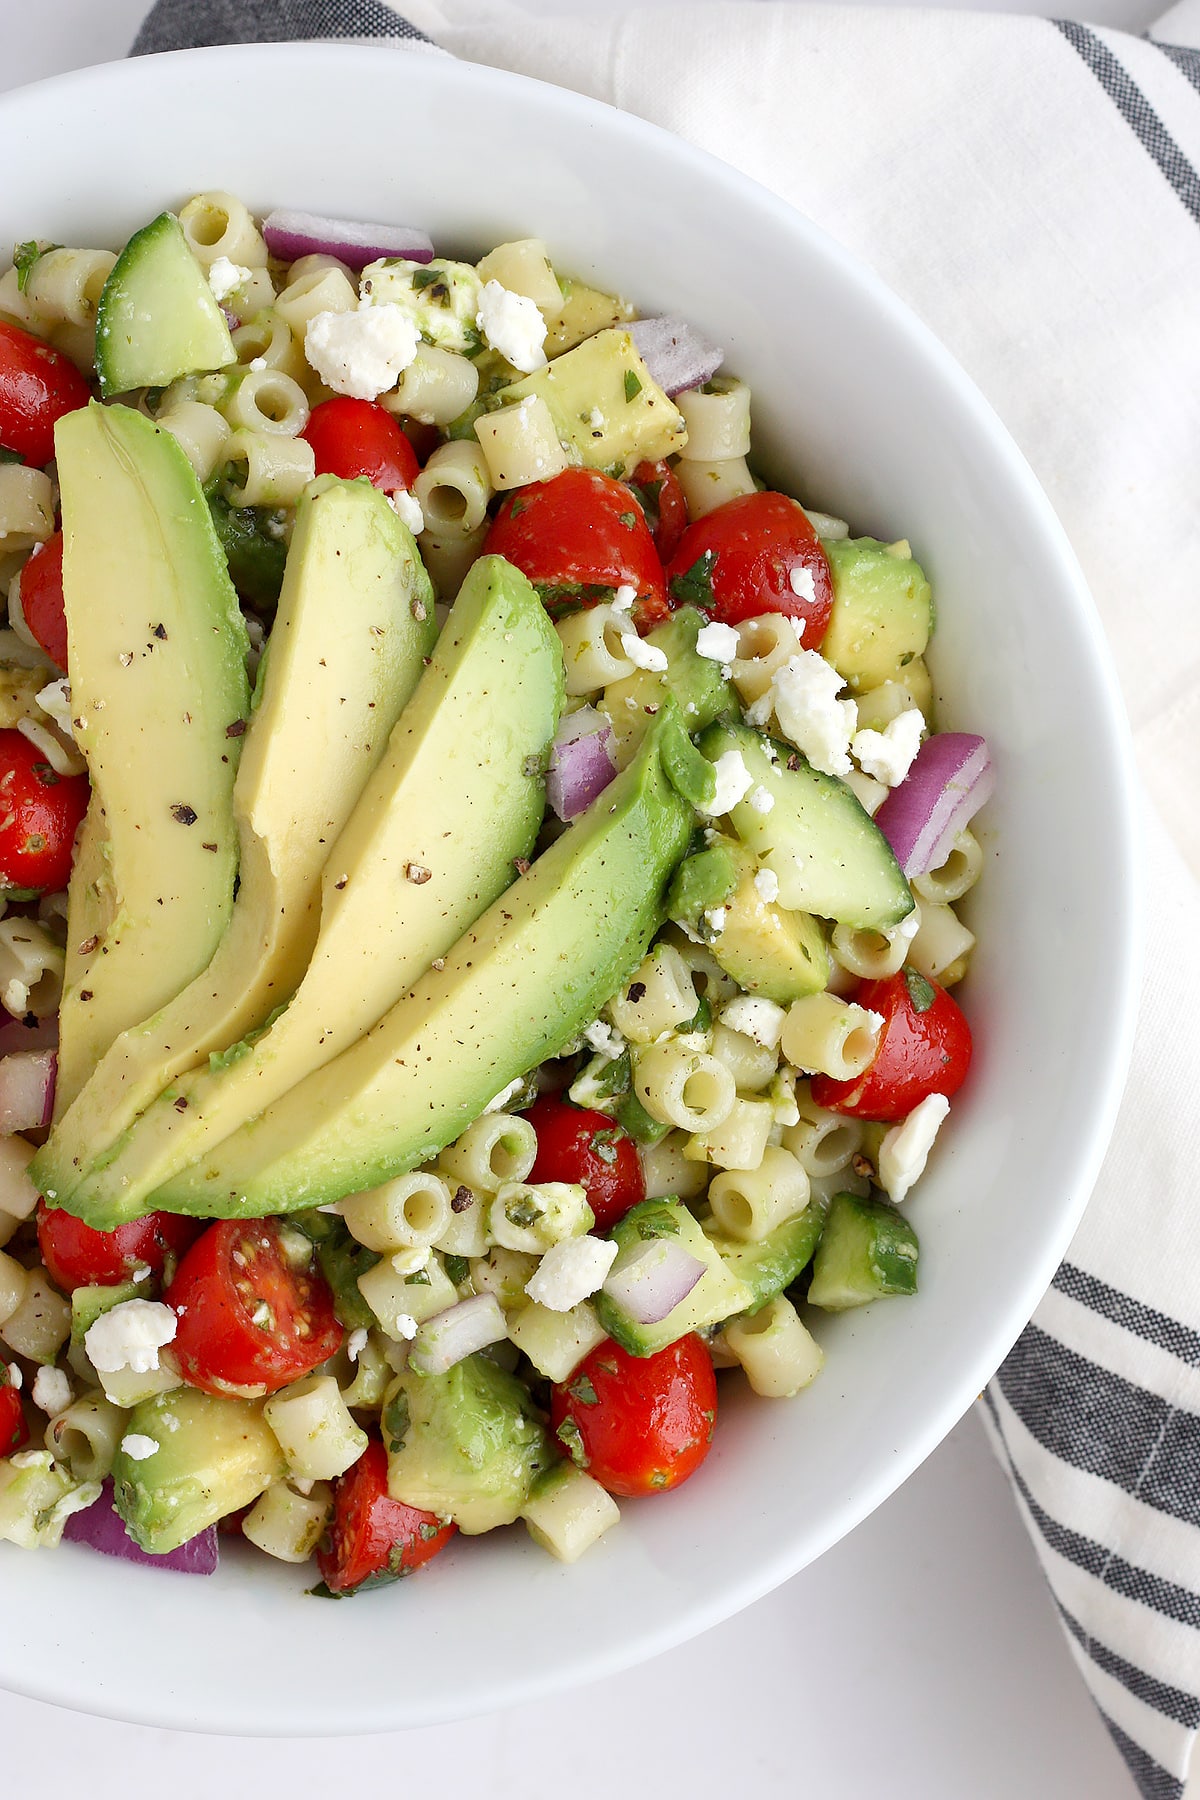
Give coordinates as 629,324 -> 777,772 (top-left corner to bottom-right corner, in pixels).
874,733 -> 994,879
0,1048 -> 56,1134
0,1015 -> 57,1059
408,1293 -> 508,1377
262,209 -> 434,271
63,1480 -> 218,1575
547,707 -> 617,822
602,1239 -> 706,1325
629,316 -> 724,397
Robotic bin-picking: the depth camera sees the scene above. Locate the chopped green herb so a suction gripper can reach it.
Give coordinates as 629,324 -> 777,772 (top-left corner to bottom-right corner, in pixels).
508,496 -> 529,519
904,967 -> 936,1014
13,240 -> 59,294
636,1209 -> 681,1240
555,1417 -> 589,1468
623,370 -> 643,403
445,1254 -> 471,1286
591,1128 -> 621,1167
669,550 -> 717,612
0,447 -> 24,465
417,1520 -> 444,1542
618,510 -> 639,529
405,1266 -> 432,1286
410,266 -> 441,291
567,1372 -> 598,1406
506,1195 -> 544,1230
382,1389 -> 411,1454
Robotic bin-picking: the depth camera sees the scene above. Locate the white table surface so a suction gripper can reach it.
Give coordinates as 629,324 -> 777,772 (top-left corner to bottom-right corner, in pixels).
0,4 -> 1174,1796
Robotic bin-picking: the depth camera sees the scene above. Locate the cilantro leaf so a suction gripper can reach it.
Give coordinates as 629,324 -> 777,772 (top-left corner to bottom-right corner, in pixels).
904,967 -> 937,1014
669,550 -> 717,612
623,370 -> 643,403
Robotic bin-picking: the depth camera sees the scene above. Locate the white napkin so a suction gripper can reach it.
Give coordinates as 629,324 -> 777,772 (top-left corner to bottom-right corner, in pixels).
132,3 -> 1200,1791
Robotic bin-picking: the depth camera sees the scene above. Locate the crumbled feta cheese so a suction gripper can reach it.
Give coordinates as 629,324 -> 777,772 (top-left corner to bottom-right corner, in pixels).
701,748 -> 754,817
390,488 -> 424,535
878,1093 -> 951,1204
851,708 -> 925,787
305,304 -> 420,400
583,1018 -> 626,1061
721,995 -> 787,1049
391,1245 -> 431,1277
748,784 -> 776,814
703,906 -> 727,936
617,627 -> 668,672
31,1365 -> 71,1416
207,256 -> 252,303
745,691 -> 774,729
524,1235 -> 618,1312
788,563 -> 817,604
393,1313 -> 419,1341
120,1433 -> 159,1462
587,407 -> 604,429
84,1299 -> 178,1375
5,1362 -> 21,1391
476,280 -> 548,374
346,1327 -> 369,1363
484,1075 -> 526,1113
695,620 -> 741,663
754,866 -> 780,904
770,651 -> 856,777
248,355 -> 267,372
612,584 -> 637,613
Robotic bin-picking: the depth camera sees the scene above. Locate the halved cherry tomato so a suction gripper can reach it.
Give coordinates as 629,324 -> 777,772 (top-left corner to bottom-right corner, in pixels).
301,396 -> 419,493
166,1219 -> 343,1397
14,533 -> 67,671
550,1334 -> 717,1497
483,468 -> 670,630
0,1371 -> 28,1455
627,459 -> 687,563
316,1438 -> 456,1594
525,1094 -> 644,1234
665,490 -> 833,642
0,729 -> 89,895
36,1202 -> 202,1292
0,321 -> 91,466
809,966 -> 973,1121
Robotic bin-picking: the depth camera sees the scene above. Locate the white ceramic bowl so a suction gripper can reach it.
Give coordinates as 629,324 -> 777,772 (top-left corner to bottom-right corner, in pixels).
0,42 -> 1138,1735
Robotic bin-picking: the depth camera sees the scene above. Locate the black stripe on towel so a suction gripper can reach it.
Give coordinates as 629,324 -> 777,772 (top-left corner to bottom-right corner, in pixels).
997,1325 -> 1200,1529
1054,19 -> 1200,226
981,1390 -> 1200,1630
132,0 -> 430,55
1153,40 -> 1200,99
1100,1713 -> 1184,1800
1058,1602 -> 1200,1730
1054,1263 -> 1200,1368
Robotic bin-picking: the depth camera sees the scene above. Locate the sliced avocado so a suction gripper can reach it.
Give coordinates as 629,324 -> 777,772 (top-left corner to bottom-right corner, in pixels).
820,537 -> 933,693
47,405 -> 250,1119
111,1386 -> 284,1553
57,553 -> 562,1230
806,1190 -> 919,1311
150,705 -> 694,1219
704,1197 -> 828,1316
39,477 -> 434,1213
497,329 -> 686,475
545,278 -> 636,356
57,808 -> 113,1107
668,834 -> 829,1003
699,717 -> 913,930
382,1354 -> 555,1535
95,212 -> 236,399
594,1196 -> 753,1357
599,606 -> 736,765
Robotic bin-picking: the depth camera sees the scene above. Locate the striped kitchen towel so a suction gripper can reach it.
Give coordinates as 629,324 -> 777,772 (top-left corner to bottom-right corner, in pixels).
131,2 -> 1200,1792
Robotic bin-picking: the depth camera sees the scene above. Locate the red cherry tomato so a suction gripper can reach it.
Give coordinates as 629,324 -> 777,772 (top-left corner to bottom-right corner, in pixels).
665,490 -> 833,643
15,533 -> 67,671
809,967 -> 973,1121
483,468 -> 670,630
0,1372 -> 28,1455
550,1334 -> 717,1497
0,321 -> 91,467
0,730 -> 89,896
301,397 -> 419,495
316,1438 -> 456,1594
166,1219 -> 343,1398
526,1094 -> 644,1234
36,1201 -> 202,1292
627,459 -> 687,563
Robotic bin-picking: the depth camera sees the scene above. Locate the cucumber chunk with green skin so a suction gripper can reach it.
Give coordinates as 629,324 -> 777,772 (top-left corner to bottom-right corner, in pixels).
806,1191 -> 919,1310
698,717 -> 914,930
820,537 -> 933,693
112,1387 -> 284,1554
668,835 -> 829,1003
95,212 -> 236,398
705,1196 -> 828,1316
594,1196 -> 753,1357
600,606 -> 735,764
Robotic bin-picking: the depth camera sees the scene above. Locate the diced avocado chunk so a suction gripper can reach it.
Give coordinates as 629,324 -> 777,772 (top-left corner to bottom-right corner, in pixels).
70,1277 -> 150,1346
704,1197 -> 828,1316
545,278 -> 636,356
95,212 -> 236,398
360,257 -> 483,354
594,1196 -> 753,1357
112,1387 -> 284,1553
498,329 -> 686,475
820,537 -> 933,693
600,606 -> 736,765
667,835 -> 829,1003
382,1354 -> 555,1535
698,717 -> 913,930
0,1452 -> 99,1548
806,1191 -> 919,1311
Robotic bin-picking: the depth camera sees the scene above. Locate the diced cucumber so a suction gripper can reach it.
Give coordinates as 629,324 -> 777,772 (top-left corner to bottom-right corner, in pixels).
95,212 -> 236,398
594,1196 -> 752,1357
704,1196 -> 828,1315
806,1191 -> 919,1310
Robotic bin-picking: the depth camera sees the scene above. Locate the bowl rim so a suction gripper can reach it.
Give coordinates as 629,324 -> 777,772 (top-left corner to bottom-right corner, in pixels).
0,38 -> 1143,1736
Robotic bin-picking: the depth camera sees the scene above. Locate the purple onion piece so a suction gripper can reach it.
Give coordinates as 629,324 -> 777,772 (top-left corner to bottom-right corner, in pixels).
262,208 -> 434,271
0,1047 -> 56,1133
629,316 -> 724,397
602,1239 -> 706,1325
874,733 -> 994,879
408,1294 -> 507,1377
62,1480 -> 219,1575
546,707 -> 617,822
0,1014 -> 58,1058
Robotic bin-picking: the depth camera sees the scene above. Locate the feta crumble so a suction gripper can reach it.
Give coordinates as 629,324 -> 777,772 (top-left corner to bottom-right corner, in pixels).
475,279 -> 548,374
878,1093 -> 951,1204
701,748 -> 754,816
31,1365 -> 71,1416
346,1327 -> 369,1362
748,784 -> 776,814
788,563 -> 817,604
583,1018 -> 626,1061
393,1313 -> 419,1341
770,651 -> 856,777
851,707 -> 925,787
524,1235 -> 618,1312
305,304 -> 420,401
5,1361 -> 21,1391
207,256 -> 252,303
84,1299 -> 177,1375
618,627 -> 668,672
753,866 -> 780,904
721,995 -> 787,1050
120,1433 -> 159,1462
695,620 -> 741,663
390,488 -> 424,535
248,355 -> 267,372
612,583 -> 638,613
703,906 -> 727,937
